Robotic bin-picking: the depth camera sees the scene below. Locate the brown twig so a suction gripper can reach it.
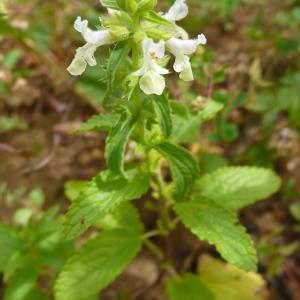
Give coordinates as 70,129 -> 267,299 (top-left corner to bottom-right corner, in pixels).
19,103 -> 73,175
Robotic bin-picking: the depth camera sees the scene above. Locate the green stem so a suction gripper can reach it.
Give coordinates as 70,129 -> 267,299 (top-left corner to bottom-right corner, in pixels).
155,167 -> 174,232
144,239 -> 164,261
131,14 -> 145,141
143,230 -> 160,239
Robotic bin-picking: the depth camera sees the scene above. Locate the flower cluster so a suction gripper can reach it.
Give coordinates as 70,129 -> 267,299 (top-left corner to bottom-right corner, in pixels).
67,0 -> 207,95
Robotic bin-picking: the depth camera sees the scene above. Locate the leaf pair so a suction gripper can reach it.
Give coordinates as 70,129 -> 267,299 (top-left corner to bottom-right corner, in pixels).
175,167 -> 281,271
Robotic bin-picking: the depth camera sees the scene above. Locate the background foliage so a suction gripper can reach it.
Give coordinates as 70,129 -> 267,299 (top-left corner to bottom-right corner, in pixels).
0,0 -> 300,299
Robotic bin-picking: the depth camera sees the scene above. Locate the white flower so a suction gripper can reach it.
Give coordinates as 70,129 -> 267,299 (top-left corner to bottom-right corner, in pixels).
67,17 -> 111,76
166,34 -> 207,81
163,0 -> 188,22
162,0 -> 189,40
132,38 -> 169,95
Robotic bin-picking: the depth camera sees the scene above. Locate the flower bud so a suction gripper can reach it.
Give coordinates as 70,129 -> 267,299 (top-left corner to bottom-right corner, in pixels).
109,26 -> 130,41
137,0 -> 157,13
144,27 -> 176,41
125,0 -> 138,13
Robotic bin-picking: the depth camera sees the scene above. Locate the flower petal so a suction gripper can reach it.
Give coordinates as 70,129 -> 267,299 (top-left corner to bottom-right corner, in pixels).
175,26 -> 189,40
74,16 -> 111,46
197,33 -> 207,45
155,40 -> 166,58
167,37 -> 200,56
76,43 -> 97,66
74,16 -> 88,33
143,38 -> 166,59
151,60 -> 169,75
164,0 -> 188,22
67,57 -> 87,76
139,71 -> 165,95
132,66 -> 146,77
179,63 -> 194,81
173,54 -> 189,73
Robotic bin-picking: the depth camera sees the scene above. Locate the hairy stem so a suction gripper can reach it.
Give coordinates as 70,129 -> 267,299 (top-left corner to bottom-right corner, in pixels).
132,14 -> 145,141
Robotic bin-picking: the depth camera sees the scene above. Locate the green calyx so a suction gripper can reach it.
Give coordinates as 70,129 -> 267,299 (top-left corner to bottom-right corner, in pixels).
117,0 -> 157,14
137,0 -> 157,13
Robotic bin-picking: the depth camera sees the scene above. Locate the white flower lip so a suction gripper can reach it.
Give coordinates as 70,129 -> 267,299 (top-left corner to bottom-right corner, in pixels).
133,38 -> 169,95
67,16 -> 112,76
74,16 -> 111,46
68,3 -> 208,86
163,0 -> 189,22
166,34 -> 207,81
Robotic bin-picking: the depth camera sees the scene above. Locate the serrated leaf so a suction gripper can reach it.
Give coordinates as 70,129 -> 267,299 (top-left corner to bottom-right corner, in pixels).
166,273 -> 214,300
55,229 -> 142,300
172,100 -> 224,144
99,0 -> 120,10
151,93 -> 172,137
105,115 -> 136,175
63,168 -> 150,240
198,255 -> 267,300
193,167 -> 281,209
143,11 -> 175,27
77,114 -> 119,133
175,199 -> 257,271
154,141 -> 198,201
97,202 -> 144,234
0,223 -> 20,272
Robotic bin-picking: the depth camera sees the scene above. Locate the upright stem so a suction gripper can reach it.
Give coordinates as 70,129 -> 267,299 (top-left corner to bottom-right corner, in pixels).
132,41 -> 142,113
132,14 -> 144,141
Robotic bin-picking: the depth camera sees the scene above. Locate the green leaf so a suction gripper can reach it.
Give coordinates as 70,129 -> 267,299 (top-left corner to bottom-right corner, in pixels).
99,0 -> 120,10
151,93 -> 172,137
3,49 -> 21,68
171,100 -> 224,144
63,168 -> 150,240
105,115 -> 136,175
103,41 -> 131,105
197,100 -> 224,123
193,167 -> 281,209
64,180 -> 88,202
78,66 -> 107,104
25,25 -> 52,52
4,268 -> 37,300
198,255 -> 267,300
23,288 -> 50,300
143,11 -> 175,27
154,141 -> 198,201
175,199 -> 257,271
166,273 -> 214,300
0,223 -> 20,272
76,114 -> 119,133
96,202 -> 144,234
199,152 -> 229,175
55,229 -> 142,300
